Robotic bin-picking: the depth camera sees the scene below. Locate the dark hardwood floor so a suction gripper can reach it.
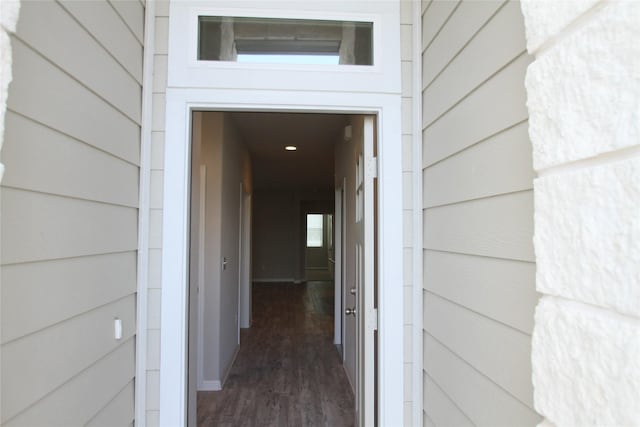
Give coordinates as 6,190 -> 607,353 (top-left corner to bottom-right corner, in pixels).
197,281 -> 355,427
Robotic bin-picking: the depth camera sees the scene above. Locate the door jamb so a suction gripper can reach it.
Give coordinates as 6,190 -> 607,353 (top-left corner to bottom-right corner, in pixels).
334,184 -> 344,347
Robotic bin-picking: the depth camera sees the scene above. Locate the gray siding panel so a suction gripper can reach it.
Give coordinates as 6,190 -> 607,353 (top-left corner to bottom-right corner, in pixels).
59,0 -> 144,83
15,0 -> 142,123
1,252 -> 137,344
1,188 -> 138,265
2,112 -> 139,207
422,1 -> 526,126
424,333 -> 541,427
422,0 -> 504,87
109,0 -> 145,44
86,379 -> 136,427
423,250 -> 537,334
423,52 -> 531,167
422,122 -> 533,208
424,292 -> 534,405
423,191 -> 534,262
3,339 -> 135,427
421,1 -> 458,52
1,0 -> 143,424
423,373 -> 474,427
1,296 -> 136,422
421,1 -> 541,425
8,38 -> 141,165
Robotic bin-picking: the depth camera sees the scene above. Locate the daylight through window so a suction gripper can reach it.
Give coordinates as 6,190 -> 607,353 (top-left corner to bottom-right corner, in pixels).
306,214 -> 324,247
198,16 -> 373,65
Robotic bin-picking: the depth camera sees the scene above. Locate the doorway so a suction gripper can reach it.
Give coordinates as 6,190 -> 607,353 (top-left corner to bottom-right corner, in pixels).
186,112 -> 378,426
159,93 -> 403,427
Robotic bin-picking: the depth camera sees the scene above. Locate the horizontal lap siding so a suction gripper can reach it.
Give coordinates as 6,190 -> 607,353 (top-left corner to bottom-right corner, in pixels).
1,0 -> 144,425
421,1 -> 540,426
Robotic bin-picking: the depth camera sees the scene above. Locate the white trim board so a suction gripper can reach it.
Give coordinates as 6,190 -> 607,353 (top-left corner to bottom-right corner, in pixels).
134,2 -> 156,426
159,88 -> 404,427
411,1 -> 424,426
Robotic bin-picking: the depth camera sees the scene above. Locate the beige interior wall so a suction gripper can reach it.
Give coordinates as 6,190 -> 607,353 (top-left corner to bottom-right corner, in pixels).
1,0 -> 144,425
217,113 -> 250,380
199,113 -> 224,382
333,115 -> 362,390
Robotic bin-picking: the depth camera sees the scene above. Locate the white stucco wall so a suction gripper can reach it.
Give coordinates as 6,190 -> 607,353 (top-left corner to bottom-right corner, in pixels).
521,1 -> 640,425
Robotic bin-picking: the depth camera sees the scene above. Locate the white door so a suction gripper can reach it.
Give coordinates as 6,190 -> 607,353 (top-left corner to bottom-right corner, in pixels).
354,115 -> 377,426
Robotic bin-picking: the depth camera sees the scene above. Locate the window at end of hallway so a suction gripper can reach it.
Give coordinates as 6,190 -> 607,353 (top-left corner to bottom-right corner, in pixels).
307,214 -> 324,247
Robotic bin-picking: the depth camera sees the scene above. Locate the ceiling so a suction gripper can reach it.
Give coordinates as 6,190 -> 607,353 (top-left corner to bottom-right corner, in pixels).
229,112 -> 349,191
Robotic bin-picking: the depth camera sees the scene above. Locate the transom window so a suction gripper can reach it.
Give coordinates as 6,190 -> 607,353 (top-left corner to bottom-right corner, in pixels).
198,16 -> 373,65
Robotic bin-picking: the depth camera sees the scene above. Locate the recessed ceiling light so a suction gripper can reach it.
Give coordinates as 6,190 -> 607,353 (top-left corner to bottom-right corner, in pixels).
285,146 -> 297,151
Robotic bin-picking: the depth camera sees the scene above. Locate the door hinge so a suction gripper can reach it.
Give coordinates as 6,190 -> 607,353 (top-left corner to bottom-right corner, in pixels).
366,157 -> 378,179
368,308 -> 378,331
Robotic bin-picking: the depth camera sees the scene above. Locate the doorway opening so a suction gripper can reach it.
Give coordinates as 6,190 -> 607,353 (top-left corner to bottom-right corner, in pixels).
186,111 -> 377,426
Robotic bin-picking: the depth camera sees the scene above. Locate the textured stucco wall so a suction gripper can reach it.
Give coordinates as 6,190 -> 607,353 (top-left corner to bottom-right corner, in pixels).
0,0 -> 20,183
521,1 -> 640,425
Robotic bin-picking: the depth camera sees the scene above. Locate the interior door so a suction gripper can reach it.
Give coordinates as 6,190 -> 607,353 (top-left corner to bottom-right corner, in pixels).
354,115 -> 376,427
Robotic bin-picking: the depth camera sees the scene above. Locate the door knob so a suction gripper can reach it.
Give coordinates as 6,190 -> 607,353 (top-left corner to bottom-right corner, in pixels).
350,287 -> 357,295
345,307 -> 356,316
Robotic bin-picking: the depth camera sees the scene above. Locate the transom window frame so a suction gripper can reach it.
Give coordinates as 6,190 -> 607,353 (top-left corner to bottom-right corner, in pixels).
167,3 -> 401,94
197,15 -> 374,65
188,8 -> 381,71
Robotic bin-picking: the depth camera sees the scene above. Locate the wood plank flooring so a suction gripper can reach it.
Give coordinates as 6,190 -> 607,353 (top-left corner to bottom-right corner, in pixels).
197,281 -> 355,427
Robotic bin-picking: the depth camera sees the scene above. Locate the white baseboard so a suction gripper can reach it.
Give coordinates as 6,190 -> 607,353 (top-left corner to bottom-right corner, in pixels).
198,346 -> 240,392
198,380 -> 221,391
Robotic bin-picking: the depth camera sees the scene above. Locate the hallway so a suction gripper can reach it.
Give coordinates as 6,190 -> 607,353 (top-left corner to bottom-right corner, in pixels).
197,282 -> 355,426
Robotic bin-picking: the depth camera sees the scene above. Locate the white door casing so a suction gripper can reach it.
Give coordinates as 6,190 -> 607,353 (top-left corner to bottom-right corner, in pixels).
159,90 -> 403,427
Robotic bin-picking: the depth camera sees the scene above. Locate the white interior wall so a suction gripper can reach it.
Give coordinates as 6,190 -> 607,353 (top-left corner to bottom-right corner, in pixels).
521,1 -> 640,425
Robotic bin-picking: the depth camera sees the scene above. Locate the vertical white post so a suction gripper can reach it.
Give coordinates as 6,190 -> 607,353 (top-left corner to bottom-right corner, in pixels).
135,1 -> 156,425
